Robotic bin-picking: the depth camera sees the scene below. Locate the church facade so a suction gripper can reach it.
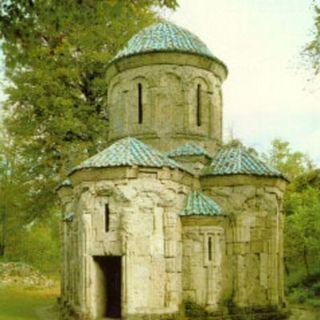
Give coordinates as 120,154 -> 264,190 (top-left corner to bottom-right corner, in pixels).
58,22 -> 287,320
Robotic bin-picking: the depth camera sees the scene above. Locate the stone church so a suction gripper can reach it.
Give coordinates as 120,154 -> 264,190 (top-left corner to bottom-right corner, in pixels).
57,22 -> 287,320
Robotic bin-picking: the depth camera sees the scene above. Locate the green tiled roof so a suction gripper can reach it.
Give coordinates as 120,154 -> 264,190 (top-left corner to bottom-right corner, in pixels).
113,21 -> 224,64
180,191 -> 223,216
202,147 -> 284,178
167,142 -> 212,159
70,137 -> 190,174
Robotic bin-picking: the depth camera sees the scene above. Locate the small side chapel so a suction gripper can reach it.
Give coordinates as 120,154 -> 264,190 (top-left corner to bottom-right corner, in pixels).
57,22 -> 287,320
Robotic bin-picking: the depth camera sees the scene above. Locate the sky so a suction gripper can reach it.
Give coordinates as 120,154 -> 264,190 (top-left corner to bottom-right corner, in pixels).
167,0 -> 320,164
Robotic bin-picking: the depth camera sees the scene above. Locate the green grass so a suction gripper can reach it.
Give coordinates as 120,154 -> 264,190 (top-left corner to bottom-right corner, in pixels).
0,285 -> 59,320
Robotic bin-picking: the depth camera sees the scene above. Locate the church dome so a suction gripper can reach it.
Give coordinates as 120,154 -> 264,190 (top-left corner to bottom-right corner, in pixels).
113,21 -> 225,66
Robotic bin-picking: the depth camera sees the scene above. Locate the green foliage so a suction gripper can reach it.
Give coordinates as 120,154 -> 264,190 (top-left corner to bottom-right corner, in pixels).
264,139 -> 320,306
286,274 -> 320,306
0,136 -> 31,256
263,139 -> 314,180
306,1 -> 320,74
0,0 -> 176,221
287,287 -> 309,304
1,213 -> 60,274
284,185 -> 320,278
5,217 -> 60,274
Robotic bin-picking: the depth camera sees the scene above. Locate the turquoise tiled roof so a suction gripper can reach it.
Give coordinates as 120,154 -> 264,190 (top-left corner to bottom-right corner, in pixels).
202,147 -> 284,178
70,137 -> 190,174
113,21 -> 223,64
167,142 -> 212,159
180,191 -> 223,216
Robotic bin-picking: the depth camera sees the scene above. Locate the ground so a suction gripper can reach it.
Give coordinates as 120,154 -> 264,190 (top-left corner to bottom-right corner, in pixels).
0,285 -> 59,320
289,305 -> 320,320
0,285 -> 319,320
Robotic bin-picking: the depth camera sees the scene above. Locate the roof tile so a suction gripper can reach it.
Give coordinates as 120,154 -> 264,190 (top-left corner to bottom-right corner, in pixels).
180,191 -> 223,216
70,137 -> 191,174
113,21 -> 223,64
201,147 -> 284,178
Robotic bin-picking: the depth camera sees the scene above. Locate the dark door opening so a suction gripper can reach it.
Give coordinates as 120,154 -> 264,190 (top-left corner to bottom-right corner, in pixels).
94,256 -> 121,318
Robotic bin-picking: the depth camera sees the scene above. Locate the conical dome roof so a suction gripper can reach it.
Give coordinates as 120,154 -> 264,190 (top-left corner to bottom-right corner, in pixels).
112,21 -> 225,66
70,137 -> 191,175
202,147 -> 286,179
180,191 -> 223,216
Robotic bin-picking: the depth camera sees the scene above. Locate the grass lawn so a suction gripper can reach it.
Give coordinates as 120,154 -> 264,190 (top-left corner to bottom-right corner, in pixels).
0,285 -> 59,320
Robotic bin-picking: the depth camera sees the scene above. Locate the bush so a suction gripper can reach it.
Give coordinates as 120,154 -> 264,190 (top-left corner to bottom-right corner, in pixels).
308,299 -> 320,308
4,214 -> 60,275
311,282 -> 320,297
287,288 -> 309,304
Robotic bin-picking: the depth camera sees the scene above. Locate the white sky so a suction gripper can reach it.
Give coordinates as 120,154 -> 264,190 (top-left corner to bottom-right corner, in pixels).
168,0 -> 320,164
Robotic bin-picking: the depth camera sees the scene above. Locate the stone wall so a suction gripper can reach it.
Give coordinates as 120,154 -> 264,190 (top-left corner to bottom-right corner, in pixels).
201,175 -> 286,309
58,169 -> 286,319
107,57 -> 224,154
58,167 -> 194,320
181,216 -> 230,312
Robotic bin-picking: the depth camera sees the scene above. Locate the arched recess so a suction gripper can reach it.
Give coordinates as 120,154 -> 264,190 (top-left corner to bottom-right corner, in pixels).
156,72 -> 184,137
209,79 -> 223,141
188,76 -> 212,135
109,82 -> 124,137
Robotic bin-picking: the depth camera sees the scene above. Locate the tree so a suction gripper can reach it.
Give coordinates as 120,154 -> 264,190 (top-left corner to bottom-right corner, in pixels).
263,138 -> 314,181
306,1 -> 320,74
0,0 -> 178,220
264,139 -> 320,289
284,187 -> 320,277
0,133 -> 30,256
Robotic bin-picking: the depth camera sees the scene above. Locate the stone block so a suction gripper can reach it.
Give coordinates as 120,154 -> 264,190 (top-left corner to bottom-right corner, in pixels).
126,167 -> 139,179
164,240 -> 176,258
233,185 -> 256,199
118,184 -> 138,200
157,168 -> 172,180
210,187 -> 233,197
250,241 -> 264,253
183,290 -> 196,302
233,242 -> 250,254
165,258 -> 176,273
265,186 -> 283,199
226,243 -> 233,255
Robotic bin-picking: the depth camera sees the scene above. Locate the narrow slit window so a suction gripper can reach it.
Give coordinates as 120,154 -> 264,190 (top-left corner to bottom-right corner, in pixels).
138,83 -> 143,124
208,236 -> 212,261
197,84 -> 201,126
105,204 -> 110,232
